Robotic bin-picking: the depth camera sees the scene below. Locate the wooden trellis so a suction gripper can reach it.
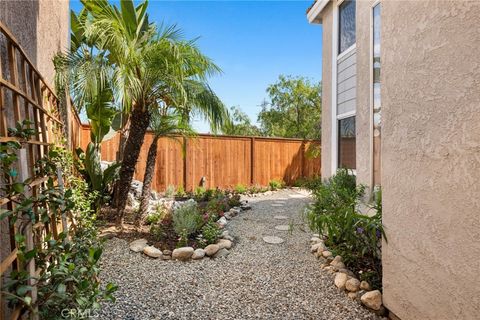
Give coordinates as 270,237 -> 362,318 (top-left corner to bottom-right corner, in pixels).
0,21 -> 67,320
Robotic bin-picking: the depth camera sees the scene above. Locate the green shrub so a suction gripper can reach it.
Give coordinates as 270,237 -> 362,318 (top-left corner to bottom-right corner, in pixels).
197,221 -> 222,247
305,169 -> 385,289
206,197 -> 229,214
234,184 -> 247,194
173,202 -> 203,245
193,186 -> 207,201
165,185 -> 176,198
268,179 -> 285,190
175,185 -> 186,198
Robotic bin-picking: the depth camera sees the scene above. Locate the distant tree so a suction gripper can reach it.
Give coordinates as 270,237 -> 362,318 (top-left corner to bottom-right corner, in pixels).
258,75 -> 321,139
223,106 -> 263,136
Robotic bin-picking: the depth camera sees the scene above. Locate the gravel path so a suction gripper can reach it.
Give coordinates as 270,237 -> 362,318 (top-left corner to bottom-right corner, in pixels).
98,189 -> 381,320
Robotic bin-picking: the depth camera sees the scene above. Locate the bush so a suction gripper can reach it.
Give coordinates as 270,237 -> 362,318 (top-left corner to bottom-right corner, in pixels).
175,186 -> 186,198
173,202 -> 203,246
165,185 -> 176,198
205,197 -> 229,215
234,184 -> 247,194
197,221 -> 221,247
268,179 -> 285,190
305,169 -> 385,289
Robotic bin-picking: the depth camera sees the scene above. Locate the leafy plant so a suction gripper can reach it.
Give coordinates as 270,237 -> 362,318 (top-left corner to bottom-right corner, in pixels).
75,143 -> 120,209
0,134 -> 116,318
305,169 -> 385,289
269,179 -> 285,190
172,202 -> 203,244
165,185 -> 176,198
176,186 -> 187,198
234,184 -> 247,194
198,221 -> 221,247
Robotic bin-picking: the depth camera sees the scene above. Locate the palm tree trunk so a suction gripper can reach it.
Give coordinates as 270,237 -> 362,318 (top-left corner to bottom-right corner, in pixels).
114,105 -> 151,227
135,135 -> 159,228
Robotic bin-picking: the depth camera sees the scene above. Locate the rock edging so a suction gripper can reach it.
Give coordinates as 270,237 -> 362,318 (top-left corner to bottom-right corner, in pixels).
309,235 -> 386,316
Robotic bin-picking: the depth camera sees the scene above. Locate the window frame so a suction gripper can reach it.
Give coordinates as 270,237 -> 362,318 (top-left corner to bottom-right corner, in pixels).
337,115 -> 357,170
331,0 -> 357,175
338,0 -> 357,55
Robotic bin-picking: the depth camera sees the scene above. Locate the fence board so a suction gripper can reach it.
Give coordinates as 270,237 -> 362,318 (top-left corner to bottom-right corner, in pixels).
80,126 -> 321,192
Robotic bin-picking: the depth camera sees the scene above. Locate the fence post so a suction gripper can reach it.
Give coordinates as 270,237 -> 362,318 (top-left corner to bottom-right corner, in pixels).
250,137 -> 255,185
183,137 -> 188,191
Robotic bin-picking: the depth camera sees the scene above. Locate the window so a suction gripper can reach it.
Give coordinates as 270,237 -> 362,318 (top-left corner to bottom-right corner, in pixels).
338,0 -> 356,54
372,3 -> 381,185
338,116 -> 356,169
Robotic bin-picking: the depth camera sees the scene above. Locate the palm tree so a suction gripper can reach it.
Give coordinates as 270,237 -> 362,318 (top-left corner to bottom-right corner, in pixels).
62,0 -> 224,226
135,80 -> 230,227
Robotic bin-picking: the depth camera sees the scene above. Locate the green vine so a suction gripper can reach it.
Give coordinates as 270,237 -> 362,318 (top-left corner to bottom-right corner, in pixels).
0,120 -> 116,319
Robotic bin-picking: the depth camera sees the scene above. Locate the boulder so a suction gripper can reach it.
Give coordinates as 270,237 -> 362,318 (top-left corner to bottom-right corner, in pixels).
192,249 -> 205,260
204,244 -> 220,256
129,239 -> 148,252
163,249 -> 172,256
310,237 -> 322,244
172,247 -> 194,261
213,248 -> 230,258
334,273 -> 348,290
348,292 -> 358,300
143,246 -> 163,258
360,281 -> 371,291
360,290 -> 383,310
310,242 -> 325,253
345,278 -> 361,292
217,239 -> 232,249
322,251 -> 332,258
217,216 -> 228,227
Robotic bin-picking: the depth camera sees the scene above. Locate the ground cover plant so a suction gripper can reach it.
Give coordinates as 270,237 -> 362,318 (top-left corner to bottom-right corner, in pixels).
305,169 -> 385,289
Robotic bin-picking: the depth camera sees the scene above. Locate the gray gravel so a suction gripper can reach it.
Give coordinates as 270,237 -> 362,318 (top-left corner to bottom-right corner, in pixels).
98,189 -> 381,320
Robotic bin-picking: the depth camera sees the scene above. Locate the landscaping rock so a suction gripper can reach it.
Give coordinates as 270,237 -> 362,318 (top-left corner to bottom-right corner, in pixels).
162,255 -> 171,260
311,242 -> 326,253
172,247 -> 194,261
163,249 -> 172,256
322,250 -> 332,258
192,249 -> 205,260
262,236 -> 285,244
361,290 -> 383,310
345,278 -> 361,292
143,246 -> 163,258
360,281 -> 371,291
213,248 -> 230,258
348,292 -> 358,300
274,215 -> 288,220
217,239 -> 232,250
275,225 -> 290,231
334,273 -> 348,290
129,239 -> 148,253
217,216 -> 228,227
240,204 -> 251,210
310,237 -> 322,244
204,244 -> 220,256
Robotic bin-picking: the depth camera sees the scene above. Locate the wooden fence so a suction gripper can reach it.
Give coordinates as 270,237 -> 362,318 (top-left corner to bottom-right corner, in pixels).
79,126 -> 321,192
0,22 -> 69,320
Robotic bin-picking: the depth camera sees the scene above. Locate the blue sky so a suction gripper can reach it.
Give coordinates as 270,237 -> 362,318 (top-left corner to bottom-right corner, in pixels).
71,0 -> 323,132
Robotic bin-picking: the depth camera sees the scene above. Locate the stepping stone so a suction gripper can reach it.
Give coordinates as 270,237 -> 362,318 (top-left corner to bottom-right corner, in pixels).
274,215 -> 288,220
275,225 -> 290,231
271,203 -> 284,207
262,236 -> 285,244
288,194 -> 306,199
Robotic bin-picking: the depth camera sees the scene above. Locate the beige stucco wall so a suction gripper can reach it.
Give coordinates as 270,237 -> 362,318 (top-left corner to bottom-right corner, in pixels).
0,0 -> 69,84
319,2 -> 334,179
382,1 -> 480,319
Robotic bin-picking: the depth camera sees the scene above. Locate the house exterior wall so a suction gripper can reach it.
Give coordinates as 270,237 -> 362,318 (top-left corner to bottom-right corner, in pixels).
0,0 -> 69,84
320,2 -> 333,179
381,1 -> 480,319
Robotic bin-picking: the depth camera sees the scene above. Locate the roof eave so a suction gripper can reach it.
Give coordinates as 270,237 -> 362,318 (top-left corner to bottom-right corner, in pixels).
307,0 -> 330,24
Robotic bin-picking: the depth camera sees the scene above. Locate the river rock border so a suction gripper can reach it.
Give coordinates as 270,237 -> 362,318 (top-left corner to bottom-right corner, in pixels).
128,205 -> 250,262
309,235 -> 386,316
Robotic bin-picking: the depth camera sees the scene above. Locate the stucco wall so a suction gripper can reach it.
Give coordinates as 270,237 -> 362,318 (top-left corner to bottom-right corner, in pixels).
0,0 -> 69,84
319,2 -> 333,179
381,1 -> 480,319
